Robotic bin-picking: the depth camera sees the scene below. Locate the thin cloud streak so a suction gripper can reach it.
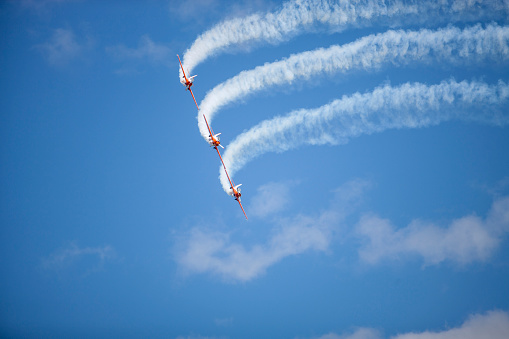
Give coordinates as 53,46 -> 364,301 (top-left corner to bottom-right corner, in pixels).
18,0 -> 80,14
357,196 -> 509,265
107,35 -> 172,65
35,28 -> 91,66
249,181 -> 295,218
220,79 -> 509,193
181,0 -> 508,76
197,23 -> 509,140
42,242 -> 116,270
313,328 -> 381,339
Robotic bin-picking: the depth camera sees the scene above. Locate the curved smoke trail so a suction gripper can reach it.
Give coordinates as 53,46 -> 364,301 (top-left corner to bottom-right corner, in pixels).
197,23 -> 509,139
180,0 -> 508,77
181,1 -> 509,195
219,79 -> 509,192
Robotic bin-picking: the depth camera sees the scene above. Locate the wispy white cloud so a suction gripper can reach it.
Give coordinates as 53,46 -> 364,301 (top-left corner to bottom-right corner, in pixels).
357,196 -> 509,265
221,79 -> 509,193
197,23 -> 509,141
181,0 -> 508,75
214,317 -> 233,327
19,0 -> 78,7
391,310 -> 509,339
175,179 -> 369,282
176,216 -> 331,282
42,242 -> 116,271
107,35 -> 172,66
18,0 -> 80,14
476,176 -> 509,198
306,310 -> 509,339
35,28 -> 92,66
169,0 -> 272,28
169,0 -> 220,21
311,328 -> 382,339
249,181 -> 296,218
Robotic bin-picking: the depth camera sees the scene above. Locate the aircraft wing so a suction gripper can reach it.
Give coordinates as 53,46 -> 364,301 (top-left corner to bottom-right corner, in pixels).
189,88 -> 199,110
237,198 -> 248,220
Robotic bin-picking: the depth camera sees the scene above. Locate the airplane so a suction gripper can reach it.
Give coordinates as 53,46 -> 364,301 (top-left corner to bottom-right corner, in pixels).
221,161 -> 248,220
177,54 -> 199,110
203,114 -> 224,150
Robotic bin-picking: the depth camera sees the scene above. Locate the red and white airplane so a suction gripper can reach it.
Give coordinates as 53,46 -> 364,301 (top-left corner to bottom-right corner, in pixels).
224,168 -> 248,220
202,114 -> 247,220
203,114 -> 223,150
177,54 -> 199,110
218,153 -> 248,220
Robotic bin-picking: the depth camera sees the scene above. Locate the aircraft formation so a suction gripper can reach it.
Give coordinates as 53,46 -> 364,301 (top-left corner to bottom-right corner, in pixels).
178,55 -> 248,220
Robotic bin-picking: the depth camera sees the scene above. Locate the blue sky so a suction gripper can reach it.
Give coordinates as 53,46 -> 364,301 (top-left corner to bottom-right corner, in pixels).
1,0 -> 509,338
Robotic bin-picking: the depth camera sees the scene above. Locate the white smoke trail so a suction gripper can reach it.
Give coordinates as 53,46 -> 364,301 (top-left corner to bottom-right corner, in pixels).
219,79 -> 509,192
197,23 -> 509,139
181,0 -> 509,77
